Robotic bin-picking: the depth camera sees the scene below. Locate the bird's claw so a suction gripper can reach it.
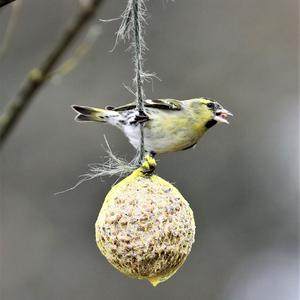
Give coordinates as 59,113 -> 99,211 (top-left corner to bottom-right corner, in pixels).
129,111 -> 149,125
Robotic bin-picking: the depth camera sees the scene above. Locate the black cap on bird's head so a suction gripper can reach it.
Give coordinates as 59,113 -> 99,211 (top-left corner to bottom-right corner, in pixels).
201,98 -> 233,128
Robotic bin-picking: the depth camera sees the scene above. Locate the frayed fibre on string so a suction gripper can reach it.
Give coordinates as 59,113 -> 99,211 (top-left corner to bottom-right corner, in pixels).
133,0 -> 146,163
55,136 -> 139,195
114,0 -> 154,163
57,0 -> 154,193
104,0 -> 152,166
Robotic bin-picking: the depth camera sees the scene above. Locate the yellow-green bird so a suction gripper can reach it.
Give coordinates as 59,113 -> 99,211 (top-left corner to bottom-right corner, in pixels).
72,98 -> 233,155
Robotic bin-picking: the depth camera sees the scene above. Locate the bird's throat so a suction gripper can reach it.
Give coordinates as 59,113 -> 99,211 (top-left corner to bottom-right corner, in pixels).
205,119 -> 217,129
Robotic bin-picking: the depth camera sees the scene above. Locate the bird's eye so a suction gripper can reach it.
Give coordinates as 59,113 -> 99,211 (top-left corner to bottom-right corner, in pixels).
206,102 -> 214,109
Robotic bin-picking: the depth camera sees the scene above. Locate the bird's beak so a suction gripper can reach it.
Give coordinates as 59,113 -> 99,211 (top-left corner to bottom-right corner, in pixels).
213,108 -> 233,124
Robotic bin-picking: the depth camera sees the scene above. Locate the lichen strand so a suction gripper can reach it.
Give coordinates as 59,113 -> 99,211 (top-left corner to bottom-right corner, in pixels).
95,171 -> 195,286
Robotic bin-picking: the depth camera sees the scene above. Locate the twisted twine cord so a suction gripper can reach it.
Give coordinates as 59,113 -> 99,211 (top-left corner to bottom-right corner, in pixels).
132,0 -> 146,163
112,0 -> 150,164
56,0 -> 152,193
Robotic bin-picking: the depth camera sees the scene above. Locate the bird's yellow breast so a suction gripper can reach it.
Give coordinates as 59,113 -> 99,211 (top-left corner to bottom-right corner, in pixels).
141,109 -> 209,153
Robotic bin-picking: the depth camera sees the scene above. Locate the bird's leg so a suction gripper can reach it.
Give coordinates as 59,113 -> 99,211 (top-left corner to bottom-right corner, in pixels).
129,110 -> 149,125
143,151 -> 156,160
149,151 -> 156,158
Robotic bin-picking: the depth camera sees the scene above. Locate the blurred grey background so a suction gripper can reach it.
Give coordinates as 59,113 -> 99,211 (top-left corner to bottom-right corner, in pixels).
0,0 -> 299,299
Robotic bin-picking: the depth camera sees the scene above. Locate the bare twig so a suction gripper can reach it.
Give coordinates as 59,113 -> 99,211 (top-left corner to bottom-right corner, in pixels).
50,24 -> 102,84
0,0 -> 105,148
0,0 -> 15,8
0,0 -> 23,60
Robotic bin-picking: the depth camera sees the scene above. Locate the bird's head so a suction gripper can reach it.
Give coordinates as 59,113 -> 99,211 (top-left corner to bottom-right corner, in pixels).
193,98 -> 233,129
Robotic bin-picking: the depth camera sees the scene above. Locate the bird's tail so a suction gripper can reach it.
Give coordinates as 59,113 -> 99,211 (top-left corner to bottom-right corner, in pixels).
72,105 -> 119,123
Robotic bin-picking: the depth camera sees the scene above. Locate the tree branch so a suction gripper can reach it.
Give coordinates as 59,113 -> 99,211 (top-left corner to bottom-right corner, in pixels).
0,0 -> 16,8
0,0 -> 105,149
0,0 -> 23,60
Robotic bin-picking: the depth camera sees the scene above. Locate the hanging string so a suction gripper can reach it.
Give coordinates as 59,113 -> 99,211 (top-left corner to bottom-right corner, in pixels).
132,0 -> 146,163
107,0 -> 155,164
56,1 -> 154,193
105,0 -> 158,167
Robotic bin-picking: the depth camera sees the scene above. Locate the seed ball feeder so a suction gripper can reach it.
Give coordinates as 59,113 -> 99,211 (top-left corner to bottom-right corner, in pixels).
95,156 -> 196,286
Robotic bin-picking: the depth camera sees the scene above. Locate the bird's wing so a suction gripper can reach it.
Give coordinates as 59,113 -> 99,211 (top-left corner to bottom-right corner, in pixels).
112,99 -> 182,111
